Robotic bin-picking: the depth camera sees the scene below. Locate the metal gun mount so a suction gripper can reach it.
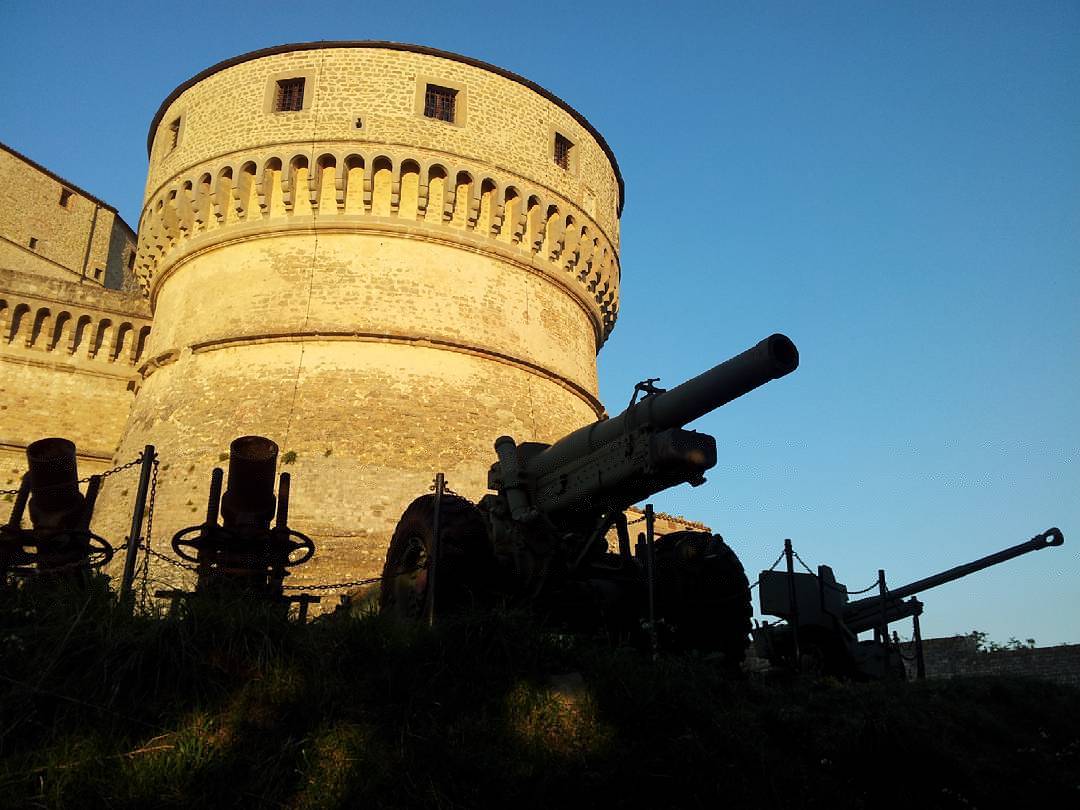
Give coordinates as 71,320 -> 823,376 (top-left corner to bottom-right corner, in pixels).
754,528 -> 1066,679
159,436 -> 319,617
382,333 -> 801,665
0,438 -> 112,580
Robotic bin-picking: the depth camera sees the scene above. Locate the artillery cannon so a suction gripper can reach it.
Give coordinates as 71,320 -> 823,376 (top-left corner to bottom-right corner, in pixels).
0,438 -> 112,581
380,334 -> 799,665
753,528 -> 1065,679
160,436 -> 319,616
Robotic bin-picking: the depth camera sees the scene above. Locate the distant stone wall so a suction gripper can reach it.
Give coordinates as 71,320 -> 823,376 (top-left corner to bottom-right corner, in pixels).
0,143 -> 137,288
0,267 -> 151,486
902,635 -> 1080,687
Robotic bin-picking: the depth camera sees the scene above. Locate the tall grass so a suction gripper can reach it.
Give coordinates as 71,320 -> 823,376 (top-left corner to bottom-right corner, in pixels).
1,580 -> 1077,808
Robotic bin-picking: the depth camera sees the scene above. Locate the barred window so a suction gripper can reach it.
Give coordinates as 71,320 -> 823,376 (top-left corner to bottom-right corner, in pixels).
554,133 -> 573,170
424,84 -> 457,123
275,78 -> 306,112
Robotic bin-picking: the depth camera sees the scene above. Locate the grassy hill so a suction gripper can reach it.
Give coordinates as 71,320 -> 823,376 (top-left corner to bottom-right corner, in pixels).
2,581 -> 1077,809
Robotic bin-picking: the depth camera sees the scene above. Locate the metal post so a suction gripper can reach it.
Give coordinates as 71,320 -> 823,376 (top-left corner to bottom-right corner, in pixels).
784,538 -> 801,671
912,612 -> 926,680
877,569 -> 888,646
644,503 -> 658,661
119,445 -> 155,604
0,475 -> 31,581
426,472 -> 444,627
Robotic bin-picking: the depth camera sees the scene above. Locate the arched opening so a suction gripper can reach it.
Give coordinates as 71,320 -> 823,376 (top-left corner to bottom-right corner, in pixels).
50,311 -> 72,351
425,165 -> 448,225
6,303 -> 31,344
90,318 -> 113,359
371,156 -> 394,217
343,154 -> 365,213
72,314 -> 93,354
261,158 -> 283,216
111,322 -> 133,361
288,155 -> 310,215
134,325 -> 152,363
29,308 -> 51,348
478,178 -> 498,235
315,154 -> 338,212
451,170 -> 473,227
398,159 -> 421,219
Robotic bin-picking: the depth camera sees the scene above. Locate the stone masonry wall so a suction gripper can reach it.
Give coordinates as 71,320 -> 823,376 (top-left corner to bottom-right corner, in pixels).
0,143 -> 137,288
901,635 -> 1080,688
0,267 -> 151,492
94,44 -> 623,602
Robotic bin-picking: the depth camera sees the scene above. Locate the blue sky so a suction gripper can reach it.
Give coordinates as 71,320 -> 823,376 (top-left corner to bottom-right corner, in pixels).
3,1 -> 1077,644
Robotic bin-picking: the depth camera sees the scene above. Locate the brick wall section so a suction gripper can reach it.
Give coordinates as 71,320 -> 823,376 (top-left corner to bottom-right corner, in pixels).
901,636 -> 1080,688
0,143 -> 137,288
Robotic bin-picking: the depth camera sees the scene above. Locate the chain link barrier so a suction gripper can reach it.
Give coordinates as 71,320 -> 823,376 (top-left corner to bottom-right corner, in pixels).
1,454 -> 145,497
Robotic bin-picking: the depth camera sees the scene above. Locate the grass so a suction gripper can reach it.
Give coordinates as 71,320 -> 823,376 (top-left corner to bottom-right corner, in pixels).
1,580 -> 1077,809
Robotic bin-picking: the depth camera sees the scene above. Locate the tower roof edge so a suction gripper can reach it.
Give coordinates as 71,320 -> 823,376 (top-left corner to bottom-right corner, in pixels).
145,40 -> 625,214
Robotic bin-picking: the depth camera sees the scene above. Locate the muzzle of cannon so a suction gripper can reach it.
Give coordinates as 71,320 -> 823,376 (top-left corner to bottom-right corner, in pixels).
169,436 -> 316,602
0,438 -> 112,580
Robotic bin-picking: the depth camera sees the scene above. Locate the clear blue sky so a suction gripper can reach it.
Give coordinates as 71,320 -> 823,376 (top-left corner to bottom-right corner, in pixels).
4,1 -> 1077,644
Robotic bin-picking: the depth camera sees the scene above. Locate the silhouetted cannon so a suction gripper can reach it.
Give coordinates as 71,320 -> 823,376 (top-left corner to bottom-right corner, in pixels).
754,528 -> 1066,679
166,436 -> 317,614
381,334 -> 800,666
0,438 -> 111,579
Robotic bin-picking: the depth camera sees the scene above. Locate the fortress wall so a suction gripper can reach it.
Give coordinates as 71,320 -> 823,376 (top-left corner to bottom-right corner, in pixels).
93,43 -> 621,597
0,144 -> 137,287
0,268 -> 151,491
145,47 -> 621,244
103,340 -> 598,589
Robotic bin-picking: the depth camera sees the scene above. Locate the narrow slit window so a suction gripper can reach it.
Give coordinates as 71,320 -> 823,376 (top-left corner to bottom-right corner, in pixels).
59,188 -> 73,208
554,133 -> 573,170
424,84 -> 457,123
93,267 -> 103,281
167,118 -> 180,151
275,78 -> 306,112
29,237 -> 39,249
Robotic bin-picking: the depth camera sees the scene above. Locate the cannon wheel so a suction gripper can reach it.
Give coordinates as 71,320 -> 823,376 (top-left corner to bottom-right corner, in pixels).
379,493 -> 490,620
653,531 -> 752,668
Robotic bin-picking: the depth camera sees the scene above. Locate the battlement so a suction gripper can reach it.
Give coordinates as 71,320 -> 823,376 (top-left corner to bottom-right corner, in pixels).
135,148 -> 619,342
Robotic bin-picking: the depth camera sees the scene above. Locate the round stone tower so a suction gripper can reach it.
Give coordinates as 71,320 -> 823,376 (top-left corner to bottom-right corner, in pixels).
104,42 -> 622,587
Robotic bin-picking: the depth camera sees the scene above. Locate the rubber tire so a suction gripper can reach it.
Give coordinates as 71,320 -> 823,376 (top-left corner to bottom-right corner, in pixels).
652,530 -> 752,667
379,493 -> 490,620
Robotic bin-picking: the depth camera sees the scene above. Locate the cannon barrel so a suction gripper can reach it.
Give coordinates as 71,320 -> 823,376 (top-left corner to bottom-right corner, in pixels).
25,438 -> 85,531
523,334 -> 799,477
219,435 -> 279,530
845,528 -> 1064,617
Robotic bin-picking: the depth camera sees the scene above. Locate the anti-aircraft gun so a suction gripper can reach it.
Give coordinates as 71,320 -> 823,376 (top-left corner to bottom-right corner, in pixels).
753,528 -> 1065,679
380,333 -> 799,664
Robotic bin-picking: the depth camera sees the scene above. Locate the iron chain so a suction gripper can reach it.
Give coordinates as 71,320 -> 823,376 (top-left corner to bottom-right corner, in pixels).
1,454 -> 145,496
281,575 -> 385,592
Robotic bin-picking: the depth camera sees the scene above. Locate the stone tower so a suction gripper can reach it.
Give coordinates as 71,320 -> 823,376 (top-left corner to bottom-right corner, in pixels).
103,42 -> 623,587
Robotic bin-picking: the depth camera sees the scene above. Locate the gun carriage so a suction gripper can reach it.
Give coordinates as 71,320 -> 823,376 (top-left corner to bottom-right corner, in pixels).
753,528 -> 1065,678
380,334 -> 800,665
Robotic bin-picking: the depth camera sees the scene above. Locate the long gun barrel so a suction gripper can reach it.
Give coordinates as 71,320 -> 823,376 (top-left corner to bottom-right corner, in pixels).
844,528 -> 1064,626
524,333 -> 799,478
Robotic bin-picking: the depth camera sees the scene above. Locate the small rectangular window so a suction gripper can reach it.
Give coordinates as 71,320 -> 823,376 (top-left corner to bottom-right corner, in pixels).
167,118 -> 181,151
59,188 -> 73,208
554,133 -> 573,170
275,78 -> 306,112
93,267 -> 103,281
424,84 -> 457,123
127,251 -> 136,270
29,237 -> 38,250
